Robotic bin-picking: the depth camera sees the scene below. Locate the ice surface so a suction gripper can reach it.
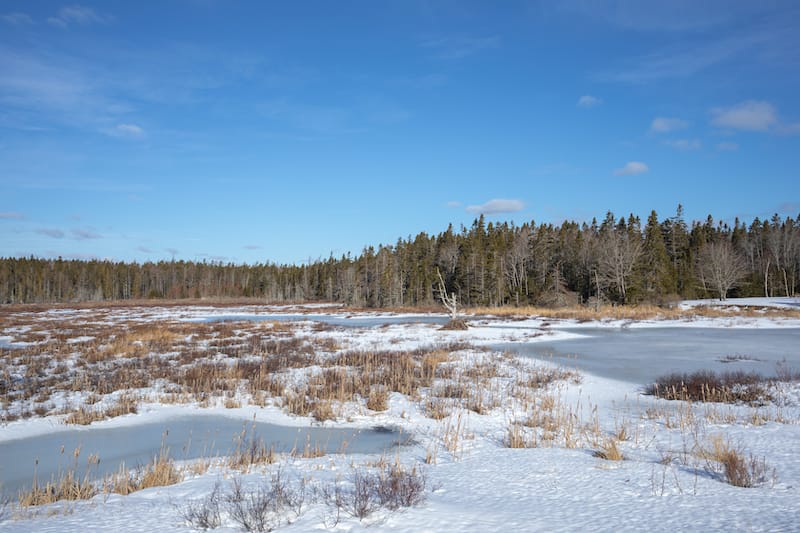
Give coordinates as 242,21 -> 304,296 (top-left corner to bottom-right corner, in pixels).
0,415 -> 405,495
500,327 -> 800,384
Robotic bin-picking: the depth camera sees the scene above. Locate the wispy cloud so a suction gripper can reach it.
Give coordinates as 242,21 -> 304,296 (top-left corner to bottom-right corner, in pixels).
105,123 -> 145,139
716,142 -> 739,151
559,1 -> 771,33
446,201 -> 462,209
650,117 -> 688,133
137,246 -> 155,254
394,73 -> 448,90
48,5 -> 112,28
0,212 -> 25,220
422,36 -> 500,60
596,9 -> 799,84
778,202 -> 800,213
0,46 -> 133,132
577,95 -> 602,108
465,199 -> 525,215
2,12 -> 34,25
600,35 -> 755,83
243,245 -> 262,250
72,228 -> 102,240
258,100 -> 353,134
614,161 -> 649,176
664,139 -> 702,150
36,228 -> 65,239
711,100 -> 777,131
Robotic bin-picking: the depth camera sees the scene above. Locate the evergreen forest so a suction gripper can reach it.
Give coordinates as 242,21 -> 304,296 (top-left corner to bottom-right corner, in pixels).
2,207 -> 798,307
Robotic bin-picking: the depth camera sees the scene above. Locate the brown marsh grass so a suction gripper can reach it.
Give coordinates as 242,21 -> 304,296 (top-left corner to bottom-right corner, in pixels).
466,304 -> 800,321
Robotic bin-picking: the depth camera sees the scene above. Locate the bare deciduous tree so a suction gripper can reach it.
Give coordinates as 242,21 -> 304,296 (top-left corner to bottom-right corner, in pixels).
503,226 -> 530,305
697,240 -> 747,300
597,229 -> 643,304
436,268 -> 458,320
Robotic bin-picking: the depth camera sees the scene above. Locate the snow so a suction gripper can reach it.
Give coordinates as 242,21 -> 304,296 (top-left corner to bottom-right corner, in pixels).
681,296 -> 800,309
1,299 -> 799,531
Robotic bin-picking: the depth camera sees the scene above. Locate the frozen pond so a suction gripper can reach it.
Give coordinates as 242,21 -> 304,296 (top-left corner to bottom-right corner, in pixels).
499,328 -> 800,385
201,313 -> 449,328
0,415 -> 408,496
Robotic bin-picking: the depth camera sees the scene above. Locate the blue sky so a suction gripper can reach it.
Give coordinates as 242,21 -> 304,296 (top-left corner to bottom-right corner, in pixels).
1,1 -> 799,264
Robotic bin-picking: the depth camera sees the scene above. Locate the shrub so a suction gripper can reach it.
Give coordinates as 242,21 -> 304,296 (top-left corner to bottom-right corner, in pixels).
646,370 -> 773,404
180,481 -> 222,530
225,470 -> 305,532
323,463 -> 428,521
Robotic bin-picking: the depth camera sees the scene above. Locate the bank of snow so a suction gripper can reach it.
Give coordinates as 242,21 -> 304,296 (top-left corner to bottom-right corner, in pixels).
1,307 -> 799,532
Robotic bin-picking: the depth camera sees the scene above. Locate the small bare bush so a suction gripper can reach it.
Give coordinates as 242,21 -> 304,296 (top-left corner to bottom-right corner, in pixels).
226,477 -> 283,532
225,470 -> 304,532
180,481 -> 222,530
0,492 -> 9,523
327,462 -> 428,520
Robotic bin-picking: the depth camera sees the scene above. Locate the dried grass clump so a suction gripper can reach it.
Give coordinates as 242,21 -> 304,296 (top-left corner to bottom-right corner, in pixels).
228,429 -> 278,471
105,445 -> 182,495
593,437 -> 624,461
366,386 -> 388,412
64,394 -> 139,425
700,436 -> 774,488
505,423 -> 537,449
439,319 -> 469,330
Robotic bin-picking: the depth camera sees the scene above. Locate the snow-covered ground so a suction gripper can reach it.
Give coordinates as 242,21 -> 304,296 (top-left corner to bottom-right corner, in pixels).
0,298 -> 799,531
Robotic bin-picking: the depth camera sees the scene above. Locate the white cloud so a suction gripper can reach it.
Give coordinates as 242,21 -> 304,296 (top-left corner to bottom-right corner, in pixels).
48,5 -> 111,28
614,161 -> 649,176
716,142 -> 739,151
664,139 -> 702,150
651,117 -> 688,133
465,199 -> 525,215
2,12 -> 34,25
0,212 -> 25,220
107,123 -> 145,138
711,100 -> 777,131
577,95 -> 602,108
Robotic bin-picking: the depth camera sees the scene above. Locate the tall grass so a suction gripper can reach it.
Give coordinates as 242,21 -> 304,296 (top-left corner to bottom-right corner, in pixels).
18,448 -> 99,507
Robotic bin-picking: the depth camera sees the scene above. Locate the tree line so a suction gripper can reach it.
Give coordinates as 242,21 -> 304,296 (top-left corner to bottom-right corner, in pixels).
1,206 -> 798,306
